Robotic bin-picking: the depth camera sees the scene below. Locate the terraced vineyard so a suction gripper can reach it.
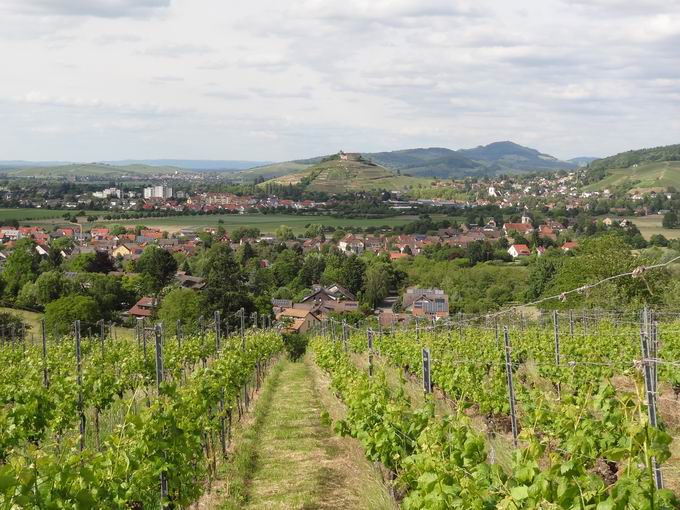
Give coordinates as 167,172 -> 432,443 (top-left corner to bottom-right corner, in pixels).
311,311 -> 680,508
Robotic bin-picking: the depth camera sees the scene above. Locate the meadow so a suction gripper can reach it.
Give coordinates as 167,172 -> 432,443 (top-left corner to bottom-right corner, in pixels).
626,215 -> 680,240
85,213 -> 429,234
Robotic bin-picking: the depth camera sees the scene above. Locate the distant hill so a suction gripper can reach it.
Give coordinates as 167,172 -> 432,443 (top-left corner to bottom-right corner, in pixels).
261,156 -> 431,193
568,157 -> 599,167
583,143 -> 680,193
458,141 -> 575,171
588,144 -> 680,173
364,148 -> 481,178
1,163 -> 189,178
103,159 -> 269,171
582,161 -> 680,193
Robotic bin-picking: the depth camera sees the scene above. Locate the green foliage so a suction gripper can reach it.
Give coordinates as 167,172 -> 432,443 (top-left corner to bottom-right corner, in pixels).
2,238 -> 40,298
158,289 -> 202,335
136,246 -> 178,293
44,295 -> 99,334
200,244 -> 253,328
282,333 -> 308,361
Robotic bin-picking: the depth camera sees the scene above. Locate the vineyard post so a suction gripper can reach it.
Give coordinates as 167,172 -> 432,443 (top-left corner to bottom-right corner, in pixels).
240,307 -> 245,348
241,309 -> 249,410
140,318 -> 148,366
342,321 -> 348,352
503,327 -> 519,448
520,311 -> 525,333
367,329 -> 374,377
215,310 -> 221,352
41,318 -> 48,388
99,319 -> 105,357
75,320 -> 85,453
252,311 -> 258,329
422,348 -> 432,395
109,321 -> 114,341
415,317 -> 419,341
494,318 -> 499,348
177,319 -> 182,350
552,310 -> 561,400
582,310 -> 588,336
569,310 -> 574,336
552,310 -> 560,365
640,307 -> 663,489
154,323 -> 170,506
331,318 -> 336,343
651,313 -> 658,394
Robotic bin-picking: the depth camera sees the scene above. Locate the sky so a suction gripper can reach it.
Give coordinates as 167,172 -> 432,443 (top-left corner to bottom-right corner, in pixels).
0,0 -> 679,162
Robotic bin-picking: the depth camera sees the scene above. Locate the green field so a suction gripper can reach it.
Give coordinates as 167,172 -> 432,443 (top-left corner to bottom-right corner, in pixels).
625,215 -> 680,240
0,208 -> 100,223
2,163 -> 183,178
81,213 -> 433,234
583,161 -> 680,193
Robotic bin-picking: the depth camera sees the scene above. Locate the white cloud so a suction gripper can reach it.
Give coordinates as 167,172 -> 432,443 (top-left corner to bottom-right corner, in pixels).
4,0 -> 171,18
0,0 -> 679,161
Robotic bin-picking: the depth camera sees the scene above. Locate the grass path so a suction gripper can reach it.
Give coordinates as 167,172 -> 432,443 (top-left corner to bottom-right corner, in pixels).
219,358 -> 394,510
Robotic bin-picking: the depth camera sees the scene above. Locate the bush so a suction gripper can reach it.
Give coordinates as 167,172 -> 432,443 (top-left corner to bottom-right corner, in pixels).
282,333 -> 308,361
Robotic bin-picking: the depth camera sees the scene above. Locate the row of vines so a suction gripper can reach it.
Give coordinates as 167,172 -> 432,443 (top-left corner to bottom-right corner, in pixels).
0,321 -> 283,508
311,313 -> 680,509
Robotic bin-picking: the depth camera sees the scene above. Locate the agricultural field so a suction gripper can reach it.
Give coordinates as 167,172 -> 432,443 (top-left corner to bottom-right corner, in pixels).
1,309 -> 679,508
0,208 -> 99,223
80,213 -> 431,234
626,215 -> 680,240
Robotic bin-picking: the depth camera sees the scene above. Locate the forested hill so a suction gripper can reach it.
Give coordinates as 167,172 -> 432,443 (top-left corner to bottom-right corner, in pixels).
584,143 -> 680,187
588,143 -> 680,173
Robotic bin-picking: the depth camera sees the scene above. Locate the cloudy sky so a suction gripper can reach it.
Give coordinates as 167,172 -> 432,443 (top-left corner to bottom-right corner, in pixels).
1,0 -> 679,162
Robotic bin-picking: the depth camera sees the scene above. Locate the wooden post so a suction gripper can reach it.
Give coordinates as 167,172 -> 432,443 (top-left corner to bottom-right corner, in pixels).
75,320 -> 85,452
422,348 -> 432,395
367,329 -> 374,377
154,324 -> 169,506
503,327 -> 518,448
41,319 -> 48,388
552,310 -> 561,400
215,310 -> 221,352
640,308 -> 663,489
569,310 -> 574,336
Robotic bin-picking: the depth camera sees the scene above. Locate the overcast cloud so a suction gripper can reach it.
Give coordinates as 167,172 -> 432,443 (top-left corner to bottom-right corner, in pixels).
0,0 -> 678,161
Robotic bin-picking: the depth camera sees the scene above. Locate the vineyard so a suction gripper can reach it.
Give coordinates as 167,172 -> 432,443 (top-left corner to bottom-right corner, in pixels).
310,310 -> 680,509
0,314 -> 283,508
2,307 -> 680,509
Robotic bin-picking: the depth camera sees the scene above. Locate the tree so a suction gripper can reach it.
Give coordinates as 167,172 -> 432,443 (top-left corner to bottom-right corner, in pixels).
231,226 -> 260,242
363,263 -> 389,308
649,234 -> 669,247
236,242 -> 256,266
158,289 -> 201,335
662,210 -> 678,229
2,238 -> 40,298
34,271 -> 68,306
0,311 -> 29,337
87,251 -> 116,273
271,249 -> 302,288
201,244 -> 253,328
136,246 -> 178,293
341,255 -> 366,295
300,254 -> 326,287
275,225 -> 295,241
45,295 -> 99,335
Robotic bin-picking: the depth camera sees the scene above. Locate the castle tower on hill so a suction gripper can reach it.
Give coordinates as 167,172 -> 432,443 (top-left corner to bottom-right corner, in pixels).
339,150 -> 362,162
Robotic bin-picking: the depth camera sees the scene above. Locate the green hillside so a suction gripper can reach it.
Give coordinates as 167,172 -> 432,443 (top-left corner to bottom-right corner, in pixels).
262,157 -> 432,193
582,161 -> 680,193
234,161 -> 314,181
2,163 -> 187,178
